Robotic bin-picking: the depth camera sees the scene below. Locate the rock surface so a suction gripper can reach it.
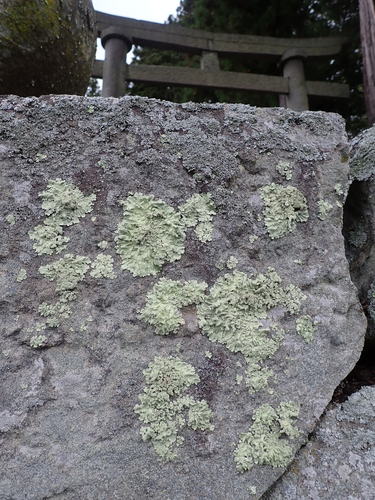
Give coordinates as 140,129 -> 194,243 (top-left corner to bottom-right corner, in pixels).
0,0 -> 96,96
0,96 -> 366,499
345,125 -> 375,339
267,385 -> 375,500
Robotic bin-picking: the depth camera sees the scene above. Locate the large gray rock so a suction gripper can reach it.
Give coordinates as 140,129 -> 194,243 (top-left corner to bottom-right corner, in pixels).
0,96 -> 365,499
345,125 -> 375,340
267,385 -> 375,499
0,0 -> 96,96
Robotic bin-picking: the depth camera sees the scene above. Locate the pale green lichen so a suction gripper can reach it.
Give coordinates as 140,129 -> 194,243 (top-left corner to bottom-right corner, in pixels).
29,334 -> 47,348
260,184 -> 309,239
116,192 -> 216,277
276,161 -> 293,180
141,278 -> 207,335
197,269 -> 305,392
249,235 -> 259,244
234,401 -> 300,471
296,315 -> 316,343
90,254 -> 116,279
245,364 -> 273,393
38,291 -> 75,328
5,213 -> 16,225
35,153 -> 47,162
179,193 -> 216,243
317,200 -> 333,220
97,160 -> 107,169
334,183 -> 344,196
204,350 -> 212,359
226,256 -> 238,269
16,268 -> 27,282
116,193 -> 186,277
134,356 -> 214,461
29,179 -> 96,255
39,254 -> 91,292
29,223 -> 69,256
40,179 -> 96,227
97,240 -> 109,250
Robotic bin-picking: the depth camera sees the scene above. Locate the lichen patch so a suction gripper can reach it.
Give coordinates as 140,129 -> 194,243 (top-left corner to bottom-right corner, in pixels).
134,356 -> 214,461
29,179 -> 96,255
141,278 -> 207,335
115,192 -> 216,277
260,183 -> 309,239
234,401 -> 300,471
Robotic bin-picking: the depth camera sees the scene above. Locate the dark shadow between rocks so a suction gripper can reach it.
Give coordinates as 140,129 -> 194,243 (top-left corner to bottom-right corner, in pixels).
334,179 -> 375,401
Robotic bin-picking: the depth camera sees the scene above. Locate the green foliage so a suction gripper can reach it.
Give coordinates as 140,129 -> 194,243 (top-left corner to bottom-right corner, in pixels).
130,0 -> 364,132
86,78 -> 101,97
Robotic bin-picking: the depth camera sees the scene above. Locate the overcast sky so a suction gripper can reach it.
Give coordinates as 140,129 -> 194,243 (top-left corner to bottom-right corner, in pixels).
93,0 -> 181,61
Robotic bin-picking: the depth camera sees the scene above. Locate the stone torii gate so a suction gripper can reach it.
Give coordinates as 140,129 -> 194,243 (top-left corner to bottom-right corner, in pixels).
93,11 -> 349,112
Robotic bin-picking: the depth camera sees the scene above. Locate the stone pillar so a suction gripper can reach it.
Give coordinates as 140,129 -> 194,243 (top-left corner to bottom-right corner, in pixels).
200,51 -> 220,71
101,26 -> 132,97
280,49 -> 309,111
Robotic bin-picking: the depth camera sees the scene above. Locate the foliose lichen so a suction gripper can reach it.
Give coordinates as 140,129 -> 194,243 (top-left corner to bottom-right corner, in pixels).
141,278 -> 207,335
115,192 -> 216,277
97,240 -> 109,250
38,292 -> 75,328
29,334 -> 47,349
179,193 -> 216,243
115,193 -> 186,277
334,183 -> 344,196
197,269 -> 305,392
5,213 -> 16,225
29,179 -> 96,255
276,161 -> 293,181
16,268 -> 27,282
260,184 -> 309,239
29,223 -> 69,256
296,315 -> 316,343
234,401 -> 300,471
134,356 -> 214,461
317,200 -> 333,221
37,254 -> 90,328
226,256 -> 238,270
90,254 -> 116,279
39,254 -> 91,292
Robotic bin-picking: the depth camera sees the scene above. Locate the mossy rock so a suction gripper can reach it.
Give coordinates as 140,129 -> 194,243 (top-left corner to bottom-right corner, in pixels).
0,0 -> 96,96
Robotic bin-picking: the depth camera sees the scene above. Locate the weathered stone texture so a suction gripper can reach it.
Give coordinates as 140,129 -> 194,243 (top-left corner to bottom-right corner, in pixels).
267,386 -> 375,500
0,96 -> 365,499
345,125 -> 375,339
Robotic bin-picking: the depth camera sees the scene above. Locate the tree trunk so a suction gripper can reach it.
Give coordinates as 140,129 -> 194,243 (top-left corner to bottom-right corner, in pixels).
359,0 -> 375,125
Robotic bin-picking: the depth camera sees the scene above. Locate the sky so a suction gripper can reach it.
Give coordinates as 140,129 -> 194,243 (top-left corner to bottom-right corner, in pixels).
93,0 -> 181,61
